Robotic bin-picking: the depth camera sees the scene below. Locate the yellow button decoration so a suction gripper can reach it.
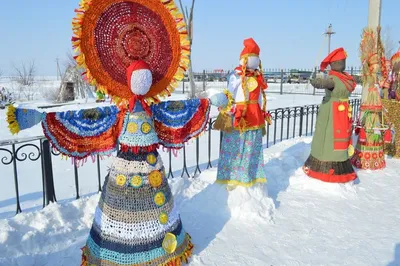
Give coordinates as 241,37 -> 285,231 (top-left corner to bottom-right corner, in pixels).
127,122 -> 138,133
348,106 -> 352,112
116,175 -> 127,186
162,233 -> 177,254
130,175 -> 143,188
338,104 -> 345,111
141,122 -> 152,134
154,191 -> 166,207
348,144 -> 355,157
159,211 -> 169,225
149,170 -> 163,188
245,76 -> 258,92
146,153 -> 157,166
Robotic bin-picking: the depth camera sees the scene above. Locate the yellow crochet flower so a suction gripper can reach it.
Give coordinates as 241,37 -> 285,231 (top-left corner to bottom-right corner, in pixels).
130,175 -> 143,188
154,191 -> 166,207
141,122 -> 152,134
159,211 -> 169,225
162,233 -> 177,254
146,153 -> 157,165
115,175 -> 126,186
127,122 -> 138,133
149,170 -> 163,188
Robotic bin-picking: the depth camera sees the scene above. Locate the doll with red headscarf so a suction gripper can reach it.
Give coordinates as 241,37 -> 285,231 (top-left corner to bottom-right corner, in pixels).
208,38 -> 270,189
303,48 -> 357,183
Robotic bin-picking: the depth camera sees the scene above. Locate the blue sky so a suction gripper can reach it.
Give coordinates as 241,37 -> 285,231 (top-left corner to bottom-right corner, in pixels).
1,0 -> 399,75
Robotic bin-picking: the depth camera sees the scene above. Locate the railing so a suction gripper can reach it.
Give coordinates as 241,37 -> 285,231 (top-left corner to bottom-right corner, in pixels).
0,98 -> 361,216
180,68 -> 363,95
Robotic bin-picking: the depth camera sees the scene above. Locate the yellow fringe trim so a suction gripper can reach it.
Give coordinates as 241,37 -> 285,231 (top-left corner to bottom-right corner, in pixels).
71,0 -> 190,105
220,89 -> 234,113
234,124 -> 265,131
216,178 -> 267,187
6,105 -> 20,135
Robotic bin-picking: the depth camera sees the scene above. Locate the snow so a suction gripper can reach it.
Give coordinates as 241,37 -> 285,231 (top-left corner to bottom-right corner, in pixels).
0,137 -> 399,265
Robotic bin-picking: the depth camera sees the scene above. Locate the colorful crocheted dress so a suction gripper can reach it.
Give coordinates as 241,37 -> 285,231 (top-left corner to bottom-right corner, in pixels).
79,98 -> 209,265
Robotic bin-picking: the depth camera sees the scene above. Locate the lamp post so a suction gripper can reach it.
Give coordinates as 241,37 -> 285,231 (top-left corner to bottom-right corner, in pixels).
324,24 -> 336,54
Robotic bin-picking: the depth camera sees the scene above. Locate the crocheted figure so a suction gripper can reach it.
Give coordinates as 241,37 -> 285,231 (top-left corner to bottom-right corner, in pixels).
7,0 -> 211,265
303,48 -> 357,183
78,61 -> 208,265
209,38 -> 270,188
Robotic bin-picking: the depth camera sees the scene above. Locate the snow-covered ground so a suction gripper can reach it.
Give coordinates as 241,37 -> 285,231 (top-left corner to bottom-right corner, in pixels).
0,137 -> 399,266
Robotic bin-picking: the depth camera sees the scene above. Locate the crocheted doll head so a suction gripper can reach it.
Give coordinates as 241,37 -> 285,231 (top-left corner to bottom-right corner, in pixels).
320,47 -> 347,72
240,56 -> 260,70
126,60 -> 152,95
240,38 -> 261,70
330,60 -> 346,72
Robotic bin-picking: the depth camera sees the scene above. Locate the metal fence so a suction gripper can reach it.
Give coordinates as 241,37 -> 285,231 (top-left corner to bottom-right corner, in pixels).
177,67 -> 363,96
0,98 -> 361,216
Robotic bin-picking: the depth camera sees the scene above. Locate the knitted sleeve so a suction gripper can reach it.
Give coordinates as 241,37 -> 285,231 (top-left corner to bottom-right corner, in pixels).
41,106 -> 125,160
151,98 -> 211,149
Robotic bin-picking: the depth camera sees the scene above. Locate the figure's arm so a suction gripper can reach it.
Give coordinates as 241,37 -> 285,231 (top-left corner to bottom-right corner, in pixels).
7,104 -> 125,160
207,72 -> 238,110
151,98 -> 211,149
42,106 -> 125,160
310,77 -> 335,90
7,105 -> 43,134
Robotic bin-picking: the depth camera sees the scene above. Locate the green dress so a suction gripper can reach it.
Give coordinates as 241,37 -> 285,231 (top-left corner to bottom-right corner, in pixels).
303,75 -> 357,183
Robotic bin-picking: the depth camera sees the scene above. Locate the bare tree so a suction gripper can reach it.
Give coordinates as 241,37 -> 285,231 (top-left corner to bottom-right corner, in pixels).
11,61 -> 37,101
12,61 -> 36,86
178,0 -> 196,99
381,26 -> 395,59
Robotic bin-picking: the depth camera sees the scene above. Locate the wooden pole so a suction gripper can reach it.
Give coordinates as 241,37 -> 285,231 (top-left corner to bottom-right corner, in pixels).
362,0 -> 382,103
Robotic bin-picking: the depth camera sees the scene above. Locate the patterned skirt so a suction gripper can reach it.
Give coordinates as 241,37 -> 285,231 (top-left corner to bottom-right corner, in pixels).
216,129 -> 267,187
81,150 -> 193,266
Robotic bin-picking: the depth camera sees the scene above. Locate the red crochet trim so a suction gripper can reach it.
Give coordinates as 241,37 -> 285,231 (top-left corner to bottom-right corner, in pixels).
120,143 -> 159,153
303,166 -> 357,183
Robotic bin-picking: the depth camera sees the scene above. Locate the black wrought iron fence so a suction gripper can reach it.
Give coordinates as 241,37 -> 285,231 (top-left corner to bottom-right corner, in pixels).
178,68 -> 363,96
0,98 -> 361,216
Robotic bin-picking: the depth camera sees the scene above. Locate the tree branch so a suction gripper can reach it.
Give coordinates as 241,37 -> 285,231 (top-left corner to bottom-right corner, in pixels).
12,61 -> 36,86
178,0 -> 188,24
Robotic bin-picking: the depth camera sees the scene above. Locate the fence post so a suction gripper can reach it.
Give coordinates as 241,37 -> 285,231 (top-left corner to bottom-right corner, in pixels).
203,70 -> 206,91
299,107 -> 304,137
97,154 -> 102,192
280,69 -> 283,95
74,164 -> 80,199
313,67 -> 317,96
11,144 -> 22,214
351,67 -> 354,76
41,139 -> 56,205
